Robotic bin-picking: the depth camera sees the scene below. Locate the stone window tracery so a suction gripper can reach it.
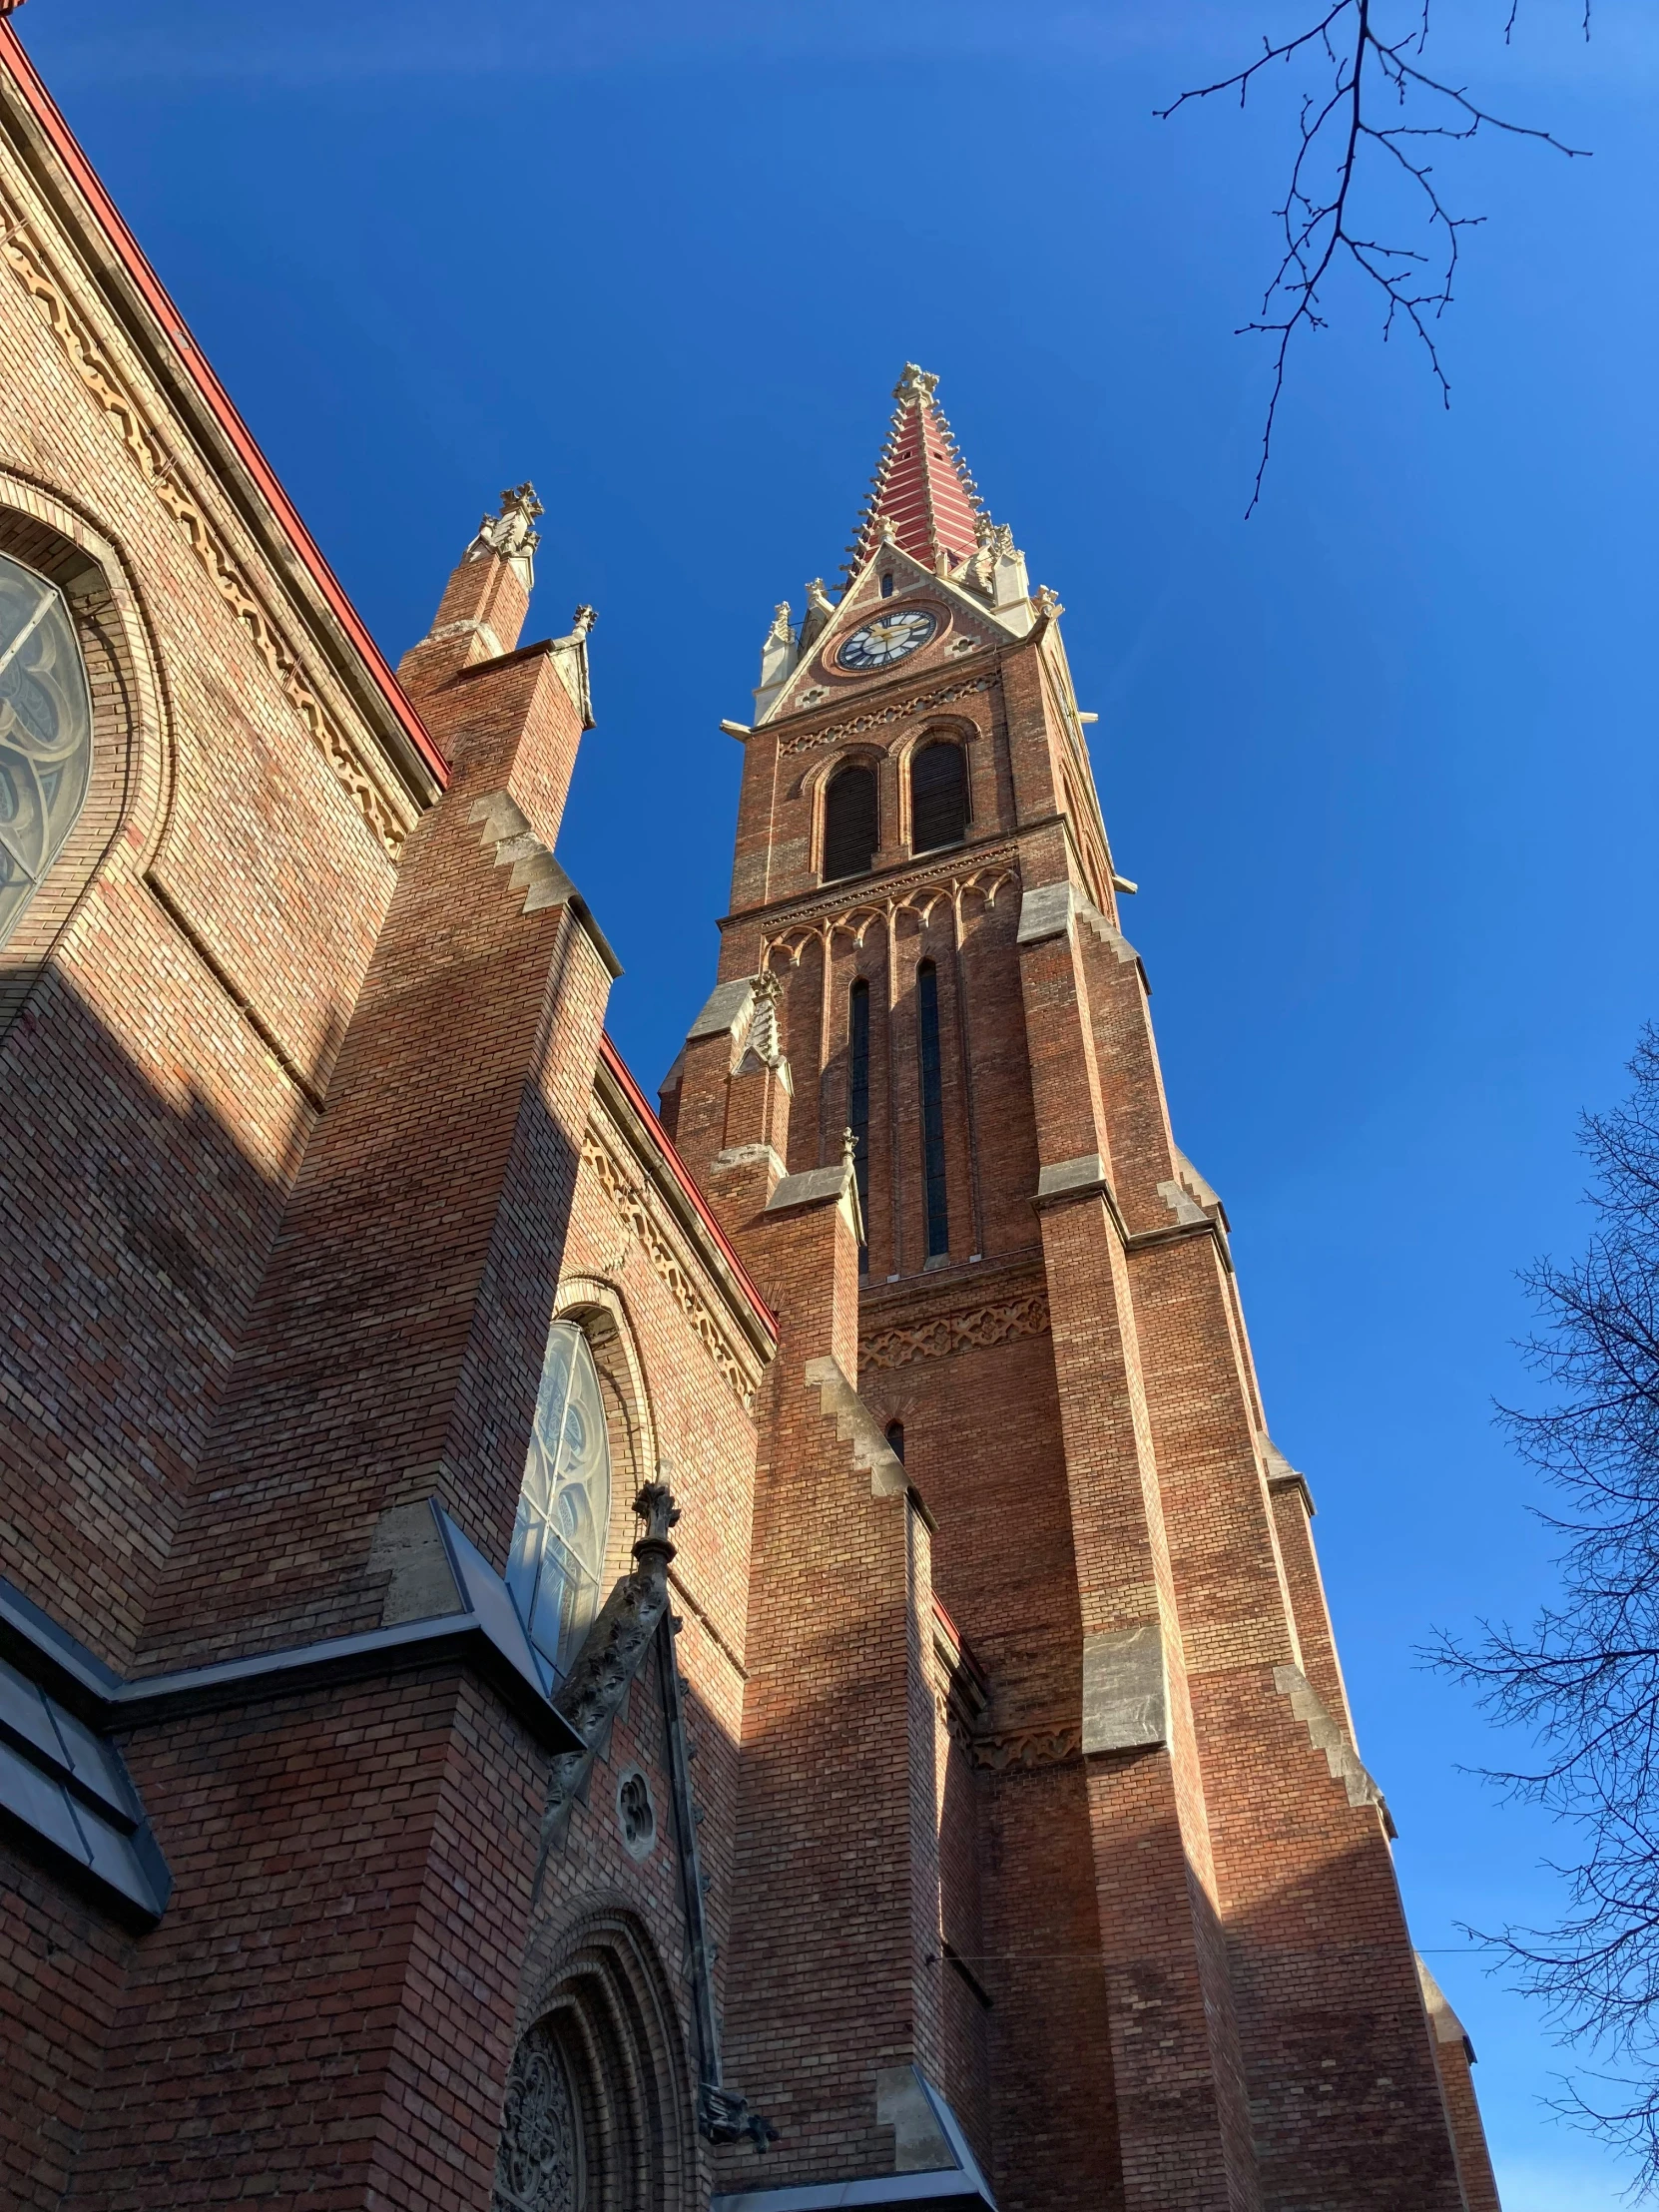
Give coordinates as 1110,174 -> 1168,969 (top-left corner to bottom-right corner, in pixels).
0,550 -> 93,949
492,2020 -> 585,2212
508,1321 -> 614,1685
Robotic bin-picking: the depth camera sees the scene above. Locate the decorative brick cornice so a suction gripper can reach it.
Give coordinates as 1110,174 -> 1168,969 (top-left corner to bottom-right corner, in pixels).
775,673 -> 991,756
762,846 -> 1020,959
969,1724 -> 1081,1772
0,177 -> 410,855
860,1289 -> 1051,1374
581,1128 -> 759,1409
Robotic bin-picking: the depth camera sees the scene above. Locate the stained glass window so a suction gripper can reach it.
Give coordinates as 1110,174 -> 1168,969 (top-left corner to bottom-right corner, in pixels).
0,553 -> 93,950
507,1323 -> 613,1686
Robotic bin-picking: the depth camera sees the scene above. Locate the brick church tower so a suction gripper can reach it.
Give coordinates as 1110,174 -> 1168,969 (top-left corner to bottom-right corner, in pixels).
0,17 -> 1498,2209
662,364 -> 1501,2212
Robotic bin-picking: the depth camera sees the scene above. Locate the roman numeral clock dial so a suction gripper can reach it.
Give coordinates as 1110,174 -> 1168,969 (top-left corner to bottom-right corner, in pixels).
834,608 -> 937,670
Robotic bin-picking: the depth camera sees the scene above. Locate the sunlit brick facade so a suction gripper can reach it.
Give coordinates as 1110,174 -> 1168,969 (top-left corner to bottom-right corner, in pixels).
0,21 -> 1497,2212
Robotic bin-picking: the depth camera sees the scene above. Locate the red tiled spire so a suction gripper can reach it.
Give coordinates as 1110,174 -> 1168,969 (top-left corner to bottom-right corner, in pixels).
845,364 -> 983,582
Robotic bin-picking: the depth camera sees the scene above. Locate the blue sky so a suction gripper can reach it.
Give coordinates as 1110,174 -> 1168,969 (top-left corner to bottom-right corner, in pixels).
17,3 -> 1657,2202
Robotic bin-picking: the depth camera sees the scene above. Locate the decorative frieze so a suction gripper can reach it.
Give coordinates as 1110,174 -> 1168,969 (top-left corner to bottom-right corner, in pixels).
969,1725 -> 1081,1772
776,674 -> 990,756
764,850 -> 1019,964
0,185 -> 408,855
861,1290 -> 1050,1373
581,1129 -> 757,1409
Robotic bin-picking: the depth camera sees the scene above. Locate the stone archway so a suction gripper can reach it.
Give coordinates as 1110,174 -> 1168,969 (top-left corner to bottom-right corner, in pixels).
493,1912 -> 697,2212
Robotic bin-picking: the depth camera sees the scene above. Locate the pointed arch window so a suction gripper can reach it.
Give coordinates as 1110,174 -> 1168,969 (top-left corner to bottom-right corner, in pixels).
823,763 -> 878,881
848,978 -> 871,1265
0,552 -> 93,949
507,1322 -> 613,1686
917,959 -> 950,1260
909,739 -> 967,854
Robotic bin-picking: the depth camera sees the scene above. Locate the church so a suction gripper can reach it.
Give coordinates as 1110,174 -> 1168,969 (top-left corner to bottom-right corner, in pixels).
0,16 -> 1500,2211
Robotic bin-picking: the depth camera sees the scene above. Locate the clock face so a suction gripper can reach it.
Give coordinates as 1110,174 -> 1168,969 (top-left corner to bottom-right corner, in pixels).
834,609 -> 938,672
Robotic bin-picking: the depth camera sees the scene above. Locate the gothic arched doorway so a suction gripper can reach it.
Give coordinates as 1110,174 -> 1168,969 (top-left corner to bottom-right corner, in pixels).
492,1913 -> 696,2212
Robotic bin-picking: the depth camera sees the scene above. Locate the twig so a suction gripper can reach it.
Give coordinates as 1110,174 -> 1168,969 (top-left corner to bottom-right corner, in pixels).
1159,2 -> 1588,513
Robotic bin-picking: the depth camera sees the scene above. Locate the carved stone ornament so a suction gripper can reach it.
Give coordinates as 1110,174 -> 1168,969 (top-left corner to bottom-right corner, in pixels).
741,969 -> 787,1074
492,2022 -> 582,2212
893,362 -> 940,405
470,481 -> 545,567
615,1767 -> 657,1860
537,1484 -> 679,1860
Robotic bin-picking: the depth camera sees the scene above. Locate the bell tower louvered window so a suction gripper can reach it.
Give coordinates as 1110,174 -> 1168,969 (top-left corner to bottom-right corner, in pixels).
823,764 -> 878,881
909,740 -> 967,854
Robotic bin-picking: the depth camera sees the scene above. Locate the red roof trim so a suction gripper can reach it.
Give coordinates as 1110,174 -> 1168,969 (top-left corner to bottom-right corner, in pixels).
598,1033 -> 778,1340
930,1593 -> 989,1691
0,21 -> 448,787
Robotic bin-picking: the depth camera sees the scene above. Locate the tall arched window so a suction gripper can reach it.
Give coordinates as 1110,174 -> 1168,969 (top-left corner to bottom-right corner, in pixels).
0,551 -> 93,949
507,1321 -> 613,1686
823,764 -> 878,880
848,979 -> 871,1264
916,960 -> 950,1260
909,740 -> 967,853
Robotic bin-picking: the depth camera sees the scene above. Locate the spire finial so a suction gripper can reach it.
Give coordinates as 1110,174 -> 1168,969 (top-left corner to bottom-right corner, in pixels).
466,482 -> 544,588
846,367 -> 985,583
470,482 -> 543,560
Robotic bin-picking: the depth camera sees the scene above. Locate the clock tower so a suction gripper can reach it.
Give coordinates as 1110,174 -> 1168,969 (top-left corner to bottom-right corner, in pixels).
663,365 -> 1500,2212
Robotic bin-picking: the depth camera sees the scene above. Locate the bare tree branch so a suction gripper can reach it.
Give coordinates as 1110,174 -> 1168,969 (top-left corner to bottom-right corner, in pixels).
1433,1026 -> 1659,2187
1160,3 -> 1589,512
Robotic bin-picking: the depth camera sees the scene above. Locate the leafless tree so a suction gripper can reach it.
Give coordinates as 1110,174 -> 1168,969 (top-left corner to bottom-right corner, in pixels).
1160,3 -> 1590,510
1435,1027 -> 1659,2186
